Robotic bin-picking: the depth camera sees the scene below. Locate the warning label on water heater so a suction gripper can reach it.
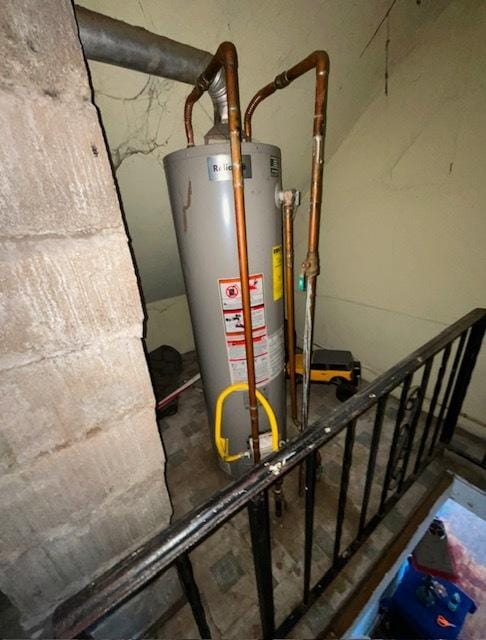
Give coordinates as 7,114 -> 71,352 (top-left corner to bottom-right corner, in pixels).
218,274 -> 284,386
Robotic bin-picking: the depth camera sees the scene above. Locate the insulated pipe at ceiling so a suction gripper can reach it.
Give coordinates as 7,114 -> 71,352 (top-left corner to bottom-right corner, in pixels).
74,6 -> 228,122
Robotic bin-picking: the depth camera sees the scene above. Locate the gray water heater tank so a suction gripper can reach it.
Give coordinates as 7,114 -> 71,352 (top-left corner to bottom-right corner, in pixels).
164,141 -> 286,477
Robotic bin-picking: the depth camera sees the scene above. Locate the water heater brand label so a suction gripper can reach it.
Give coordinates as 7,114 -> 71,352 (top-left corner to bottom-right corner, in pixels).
270,155 -> 280,177
207,154 -> 252,181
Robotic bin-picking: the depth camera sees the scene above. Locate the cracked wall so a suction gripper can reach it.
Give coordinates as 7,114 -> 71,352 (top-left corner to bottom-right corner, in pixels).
294,0 -> 486,430
0,0 -> 172,632
77,0 -> 448,355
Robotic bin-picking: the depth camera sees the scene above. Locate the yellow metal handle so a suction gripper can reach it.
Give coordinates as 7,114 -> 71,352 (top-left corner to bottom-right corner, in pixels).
214,383 -> 280,462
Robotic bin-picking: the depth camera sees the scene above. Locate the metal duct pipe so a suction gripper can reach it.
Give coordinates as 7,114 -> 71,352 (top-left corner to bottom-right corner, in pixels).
74,6 -> 227,122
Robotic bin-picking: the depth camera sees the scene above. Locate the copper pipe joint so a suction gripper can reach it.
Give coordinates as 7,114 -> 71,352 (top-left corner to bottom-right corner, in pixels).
184,42 -> 238,146
244,50 -> 329,140
302,250 -> 319,279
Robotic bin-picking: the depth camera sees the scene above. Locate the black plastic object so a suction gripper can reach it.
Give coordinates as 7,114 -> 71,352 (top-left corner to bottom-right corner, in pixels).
335,380 -> 358,402
148,345 -> 183,418
312,348 -> 354,370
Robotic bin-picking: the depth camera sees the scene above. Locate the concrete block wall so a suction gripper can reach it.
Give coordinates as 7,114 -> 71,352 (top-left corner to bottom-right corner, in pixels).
0,0 -> 172,631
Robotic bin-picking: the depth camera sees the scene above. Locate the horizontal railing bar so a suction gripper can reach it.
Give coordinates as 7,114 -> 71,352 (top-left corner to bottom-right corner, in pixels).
53,307 -> 485,638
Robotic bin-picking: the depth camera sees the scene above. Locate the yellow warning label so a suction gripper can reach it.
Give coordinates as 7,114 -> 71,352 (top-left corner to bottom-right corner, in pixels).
272,245 -> 283,301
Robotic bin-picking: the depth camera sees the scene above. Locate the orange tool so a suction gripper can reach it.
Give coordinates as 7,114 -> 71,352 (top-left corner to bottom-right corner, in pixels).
437,614 -> 456,628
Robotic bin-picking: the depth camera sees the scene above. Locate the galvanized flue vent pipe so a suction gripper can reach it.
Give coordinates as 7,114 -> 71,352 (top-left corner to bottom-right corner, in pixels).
74,6 -> 228,123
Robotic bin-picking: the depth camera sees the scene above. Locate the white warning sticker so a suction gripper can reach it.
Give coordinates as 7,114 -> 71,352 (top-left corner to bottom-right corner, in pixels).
218,274 -> 270,386
225,329 -> 270,386
223,304 -> 266,334
219,274 -> 264,311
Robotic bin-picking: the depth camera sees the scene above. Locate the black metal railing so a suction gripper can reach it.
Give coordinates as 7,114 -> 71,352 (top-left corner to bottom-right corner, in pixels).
53,308 -> 485,639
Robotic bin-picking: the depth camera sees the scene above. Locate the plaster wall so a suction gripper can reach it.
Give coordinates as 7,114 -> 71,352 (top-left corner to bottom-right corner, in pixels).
77,0 -> 449,353
294,0 -> 486,429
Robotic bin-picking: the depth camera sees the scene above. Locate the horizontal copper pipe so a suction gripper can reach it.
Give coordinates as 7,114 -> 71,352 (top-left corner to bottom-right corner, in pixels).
184,42 -> 261,462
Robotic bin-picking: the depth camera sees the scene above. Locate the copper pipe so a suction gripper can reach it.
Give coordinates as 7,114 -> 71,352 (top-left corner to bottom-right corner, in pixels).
282,191 -> 299,426
245,51 -> 330,433
184,42 -> 261,462
244,50 -> 329,272
244,51 -> 329,141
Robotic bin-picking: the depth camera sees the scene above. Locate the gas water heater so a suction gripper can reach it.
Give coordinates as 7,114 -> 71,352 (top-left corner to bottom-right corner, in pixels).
164,142 -> 286,477
162,44 -> 347,484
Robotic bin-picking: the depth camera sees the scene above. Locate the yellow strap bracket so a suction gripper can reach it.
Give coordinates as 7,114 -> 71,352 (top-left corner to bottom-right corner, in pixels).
214,383 -> 280,463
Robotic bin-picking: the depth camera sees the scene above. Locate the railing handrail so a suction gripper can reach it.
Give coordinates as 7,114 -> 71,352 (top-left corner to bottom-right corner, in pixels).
53,307 -> 486,637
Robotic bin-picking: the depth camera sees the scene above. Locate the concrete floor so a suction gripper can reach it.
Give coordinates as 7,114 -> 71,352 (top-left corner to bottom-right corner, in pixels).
154,352 -> 483,638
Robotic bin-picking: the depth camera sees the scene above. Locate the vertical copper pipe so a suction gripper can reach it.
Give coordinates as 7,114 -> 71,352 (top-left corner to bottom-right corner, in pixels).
184,43 -> 261,462
282,192 -> 299,425
244,51 -> 329,433
301,54 -> 328,433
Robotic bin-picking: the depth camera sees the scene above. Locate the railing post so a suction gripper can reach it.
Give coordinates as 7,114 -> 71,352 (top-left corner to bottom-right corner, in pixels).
440,318 -> 486,444
428,332 -> 467,457
358,395 -> 387,537
333,421 -> 356,565
176,554 -> 211,639
303,450 -> 318,603
248,490 -> 275,640
397,360 -> 432,494
379,375 -> 412,514
414,346 -> 451,474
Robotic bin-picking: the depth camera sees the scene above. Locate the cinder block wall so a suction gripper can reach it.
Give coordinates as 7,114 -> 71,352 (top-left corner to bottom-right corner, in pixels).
0,0 -> 171,631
